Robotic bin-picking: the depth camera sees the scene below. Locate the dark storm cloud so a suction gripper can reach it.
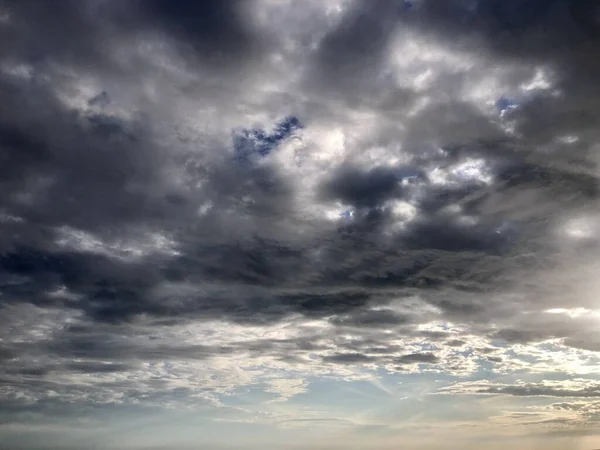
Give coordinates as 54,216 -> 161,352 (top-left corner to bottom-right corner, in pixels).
329,308 -> 412,327
410,0 -> 600,64
322,352 -> 375,364
302,0 -> 421,112
1,0 -> 596,330
0,78 -> 179,237
1,0 -> 600,431
475,383 -> 600,398
137,0 -> 267,67
0,346 -> 17,362
0,0 -> 112,67
320,165 -> 409,208
406,0 -> 600,149
46,333 -> 234,361
311,1 -> 401,89
2,361 -> 134,377
322,350 -> 439,366
0,0 -> 269,71
492,328 -> 552,345
396,352 -> 439,364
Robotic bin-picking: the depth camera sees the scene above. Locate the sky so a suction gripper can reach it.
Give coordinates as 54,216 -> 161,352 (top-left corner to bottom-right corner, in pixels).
1,0 -> 600,449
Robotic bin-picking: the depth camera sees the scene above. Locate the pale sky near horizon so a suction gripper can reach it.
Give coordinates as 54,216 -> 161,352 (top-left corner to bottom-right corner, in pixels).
2,1 -> 600,449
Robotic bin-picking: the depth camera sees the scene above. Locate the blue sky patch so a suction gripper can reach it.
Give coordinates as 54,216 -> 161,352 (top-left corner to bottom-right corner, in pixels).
233,116 -> 302,161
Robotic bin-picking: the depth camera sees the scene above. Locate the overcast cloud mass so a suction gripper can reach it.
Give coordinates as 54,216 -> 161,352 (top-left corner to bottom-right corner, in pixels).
1,1 -> 600,449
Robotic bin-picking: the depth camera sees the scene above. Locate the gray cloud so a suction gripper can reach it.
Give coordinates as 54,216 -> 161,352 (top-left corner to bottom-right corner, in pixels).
440,380 -> 600,398
322,352 -> 375,364
396,352 -> 439,364
1,0 -> 600,435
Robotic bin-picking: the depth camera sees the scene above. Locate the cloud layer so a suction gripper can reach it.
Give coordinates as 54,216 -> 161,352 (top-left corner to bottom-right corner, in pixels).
1,0 -> 600,448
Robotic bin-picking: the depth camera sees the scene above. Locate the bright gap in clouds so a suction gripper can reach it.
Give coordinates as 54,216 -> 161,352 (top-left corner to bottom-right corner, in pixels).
2,1 -> 600,450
